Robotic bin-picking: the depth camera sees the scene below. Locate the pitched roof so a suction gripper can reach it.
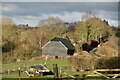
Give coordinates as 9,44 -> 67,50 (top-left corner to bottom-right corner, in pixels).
51,37 -> 75,49
30,65 -> 44,70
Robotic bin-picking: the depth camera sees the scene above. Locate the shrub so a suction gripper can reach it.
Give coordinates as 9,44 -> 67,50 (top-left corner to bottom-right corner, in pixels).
68,55 -> 96,71
95,57 -> 120,69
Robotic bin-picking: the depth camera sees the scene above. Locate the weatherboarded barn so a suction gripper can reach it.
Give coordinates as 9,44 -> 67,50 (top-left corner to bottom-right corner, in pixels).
42,37 -> 75,56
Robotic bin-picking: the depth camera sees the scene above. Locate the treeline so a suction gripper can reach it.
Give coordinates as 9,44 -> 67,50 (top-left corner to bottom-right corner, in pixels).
1,12 -> 116,63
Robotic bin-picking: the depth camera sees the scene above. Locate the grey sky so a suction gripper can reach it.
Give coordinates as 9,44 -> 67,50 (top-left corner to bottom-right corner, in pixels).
2,2 -> 119,26
2,0 -> 119,2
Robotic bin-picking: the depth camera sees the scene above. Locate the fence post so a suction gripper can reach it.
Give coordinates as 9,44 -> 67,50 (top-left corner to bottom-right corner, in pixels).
53,64 -> 59,78
18,68 -> 21,80
7,69 -> 10,74
59,67 -> 62,79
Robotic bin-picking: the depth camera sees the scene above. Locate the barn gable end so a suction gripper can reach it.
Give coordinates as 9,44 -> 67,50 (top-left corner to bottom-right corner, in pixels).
42,41 -> 68,56
42,37 -> 75,56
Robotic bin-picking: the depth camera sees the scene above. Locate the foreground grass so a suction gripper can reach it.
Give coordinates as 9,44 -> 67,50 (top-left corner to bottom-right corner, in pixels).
2,73 -> 54,78
2,73 -> 106,79
2,73 -> 28,78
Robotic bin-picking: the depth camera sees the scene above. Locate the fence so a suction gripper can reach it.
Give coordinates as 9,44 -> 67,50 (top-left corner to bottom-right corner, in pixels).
87,69 -> 120,79
1,64 -> 120,79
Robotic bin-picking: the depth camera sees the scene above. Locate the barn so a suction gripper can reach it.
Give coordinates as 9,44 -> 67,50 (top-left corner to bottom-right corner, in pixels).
42,37 -> 75,57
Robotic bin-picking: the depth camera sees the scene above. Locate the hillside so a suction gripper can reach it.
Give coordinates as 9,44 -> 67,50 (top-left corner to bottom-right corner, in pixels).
95,36 -> 118,57
1,16 -> 117,63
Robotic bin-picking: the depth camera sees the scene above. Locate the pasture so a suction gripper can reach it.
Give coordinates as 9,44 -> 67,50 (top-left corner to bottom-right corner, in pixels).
2,58 -> 115,79
2,58 -> 73,78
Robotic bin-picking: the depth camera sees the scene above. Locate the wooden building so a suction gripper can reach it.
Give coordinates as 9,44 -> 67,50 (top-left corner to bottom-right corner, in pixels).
42,37 -> 75,57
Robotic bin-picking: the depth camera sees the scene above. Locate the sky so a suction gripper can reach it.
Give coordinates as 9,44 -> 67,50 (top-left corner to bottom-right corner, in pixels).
2,1 -> 119,27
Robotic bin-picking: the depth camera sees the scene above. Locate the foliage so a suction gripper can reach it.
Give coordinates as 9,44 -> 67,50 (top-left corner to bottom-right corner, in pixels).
1,14 -> 119,78
1,16 -> 15,24
95,57 -> 120,69
2,41 -> 16,53
2,24 -> 18,42
111,27 -> 120,38
74,18 -> 114,42
81,11 -> 96,21
68,55 -> 96,70
2,24 -> 19,55
2,14 -> 115,63
38,16 -> 63,26
38,16 -> 68,37
96,36 -> 118,57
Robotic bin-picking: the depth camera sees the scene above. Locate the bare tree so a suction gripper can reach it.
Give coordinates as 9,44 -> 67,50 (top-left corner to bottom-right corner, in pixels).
38,16 -> 63,26
2,16 -> 14,24
81,11 -> 96,21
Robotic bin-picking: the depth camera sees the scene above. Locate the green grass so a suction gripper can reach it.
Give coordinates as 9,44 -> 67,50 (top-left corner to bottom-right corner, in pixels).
3,59 -> 71,71
2,73 -> 28,78
2,58 -> 72,78
2,72 -> 87,79
2,73 -> 54,78
2,58 -> 89,78
2,59 -> 107,79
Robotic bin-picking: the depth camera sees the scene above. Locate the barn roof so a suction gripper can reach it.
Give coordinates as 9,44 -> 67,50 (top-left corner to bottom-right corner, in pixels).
30,65 -> 44,70
51,37 -> 74,49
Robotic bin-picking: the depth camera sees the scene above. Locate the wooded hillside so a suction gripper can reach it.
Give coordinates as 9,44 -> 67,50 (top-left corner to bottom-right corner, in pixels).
1,13 -> 118,63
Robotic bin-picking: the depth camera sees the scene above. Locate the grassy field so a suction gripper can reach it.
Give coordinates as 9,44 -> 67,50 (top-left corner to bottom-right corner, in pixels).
2,58 -> 73,78
2,58 -> 107,79
3,58 -> 70,71
2,58 -> 94,78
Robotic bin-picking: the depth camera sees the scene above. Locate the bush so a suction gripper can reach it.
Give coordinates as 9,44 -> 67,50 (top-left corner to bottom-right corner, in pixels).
95,57 -> 120,69
68,55 -> 96,71
2,41 -> 16,53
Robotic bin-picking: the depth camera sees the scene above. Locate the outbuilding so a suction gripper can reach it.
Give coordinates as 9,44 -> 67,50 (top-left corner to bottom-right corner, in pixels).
42,37 -> 75,57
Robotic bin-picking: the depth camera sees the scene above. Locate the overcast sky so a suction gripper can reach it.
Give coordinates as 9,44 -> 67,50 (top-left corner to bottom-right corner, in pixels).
2,1 -> 119,27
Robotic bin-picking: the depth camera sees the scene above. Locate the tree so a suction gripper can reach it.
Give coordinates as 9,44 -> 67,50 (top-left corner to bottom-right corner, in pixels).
81,11 -> 96,21
2,24 -> 18,54
38,16 -> 62,26
85,22 -> 91,42
1,16 -> 15,47
1,16 -> 14,24
81,12 -> 96,42
2,41 -> 15,53
2,24 -> 17,42
38,16 -> 68,38
74,12 -> 114,42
